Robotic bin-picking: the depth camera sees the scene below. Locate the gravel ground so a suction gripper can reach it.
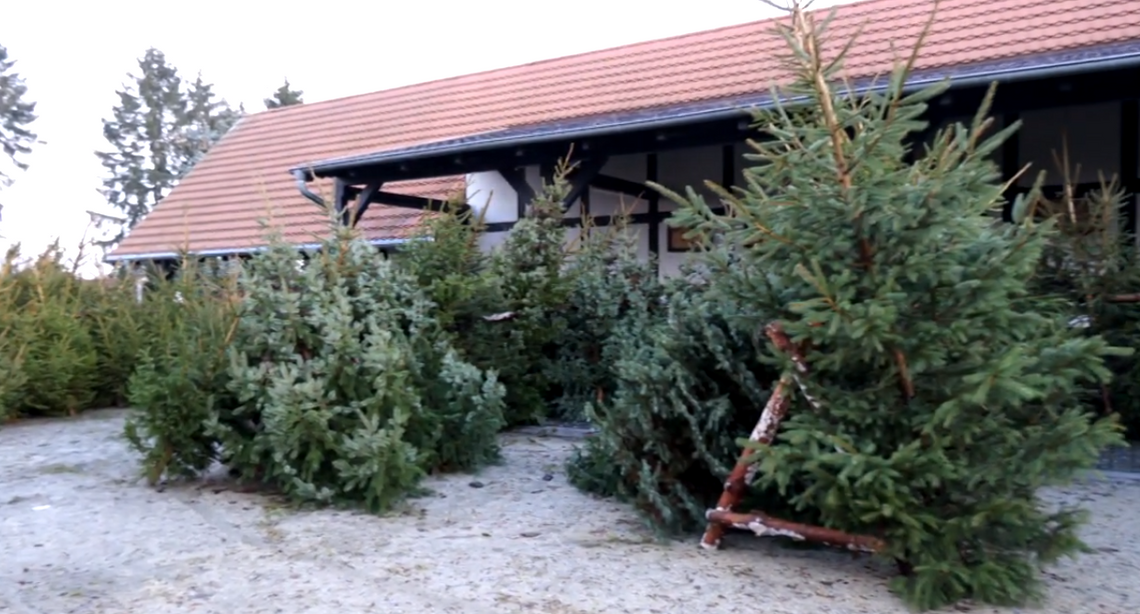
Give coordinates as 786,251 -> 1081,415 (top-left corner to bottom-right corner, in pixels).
1,409 -> 1138,614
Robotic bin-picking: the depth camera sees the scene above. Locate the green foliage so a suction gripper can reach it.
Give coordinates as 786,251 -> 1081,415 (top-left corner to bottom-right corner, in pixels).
0,239 -> 189,422
0,238 -> 205,424
395,202 -> 502,346
481,169 -> 576,424
1025,168 -> 1140,438
0,249 -> 29,425
654,6 -> 1124,609
264,78 -> 304,109
122,260 -> 239,484
0,352 -> 24,423
567,265 -> 780,533
220,224 -> 504,511
552,221 -> 662,420
96,47 -> 242,247
123,210 -> 507,513
0,245 -> 100,416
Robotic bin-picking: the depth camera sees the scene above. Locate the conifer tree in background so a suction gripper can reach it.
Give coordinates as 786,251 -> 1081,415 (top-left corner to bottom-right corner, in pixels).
551,220 -> 663,421
124,205 -> 507,508
394,200 -> 500,343
176,74 -> 245,179
567,259 -> 780,533
264,78 -> 304,109
96,48 -> 242,247
216,216 -> 505,510
0,43 -> 39,224
482,165 -> 576,425
658,2 -> 1125,608
1025,155 -> 1140,438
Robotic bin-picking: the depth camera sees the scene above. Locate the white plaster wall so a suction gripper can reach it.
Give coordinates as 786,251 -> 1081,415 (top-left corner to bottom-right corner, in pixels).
477,229 -> 511,253
1018,102 -> 1120,186
466,172 -> 518,224
582,189 -> 648,217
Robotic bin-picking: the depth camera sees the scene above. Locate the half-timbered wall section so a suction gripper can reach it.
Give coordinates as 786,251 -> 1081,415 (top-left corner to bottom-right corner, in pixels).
467,143 -> 748,278
462,96 -> 1140,279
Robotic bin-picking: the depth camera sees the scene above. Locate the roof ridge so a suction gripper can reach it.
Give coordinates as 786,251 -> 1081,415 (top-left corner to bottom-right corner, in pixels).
111,0 -> 1140,259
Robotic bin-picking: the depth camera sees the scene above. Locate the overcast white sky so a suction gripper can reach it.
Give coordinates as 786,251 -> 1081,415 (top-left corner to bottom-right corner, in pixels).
0,0 -> 851,267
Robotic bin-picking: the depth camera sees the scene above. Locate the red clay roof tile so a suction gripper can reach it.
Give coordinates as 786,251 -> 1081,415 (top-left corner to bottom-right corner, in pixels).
111,0 -> 1140,259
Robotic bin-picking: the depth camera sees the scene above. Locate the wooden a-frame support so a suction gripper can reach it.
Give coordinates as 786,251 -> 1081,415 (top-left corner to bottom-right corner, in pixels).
699,322 -> 885,553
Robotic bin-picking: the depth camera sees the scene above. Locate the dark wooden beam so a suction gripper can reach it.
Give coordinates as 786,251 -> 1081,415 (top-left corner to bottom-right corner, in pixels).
1000,112 -> 1021,222
337,118 -> 750,186
372,190 -> 449,210
561,212 -> 654,228
647,154 -> 660,257
346,181 -> 382,227
323,66 -> 1140,189
343,185 -> 468,214
562,157 -> 608,210
333,178 -> 350,216
1121,99 -> 1139,238
497,167 -> 534,221
721,144 -> 735,189
592,173 -> 651,199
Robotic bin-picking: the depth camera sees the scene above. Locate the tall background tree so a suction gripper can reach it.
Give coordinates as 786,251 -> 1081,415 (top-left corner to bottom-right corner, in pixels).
0,42 -> 40,225
264,78 -> 303,110
95,48 -> 242,248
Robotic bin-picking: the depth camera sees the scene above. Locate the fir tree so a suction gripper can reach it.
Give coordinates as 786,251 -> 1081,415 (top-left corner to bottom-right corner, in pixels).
96,49 -> 241,247
661,3 -> 1125,609
551,218 -> 662,420
1025,151 -> 1140,437
176,74 -> 244,179
217,214 -> 505,509
264,78 -> 304,109
484,163 -> 576,424
567,259 -> 779,534
0,43 -> 39,222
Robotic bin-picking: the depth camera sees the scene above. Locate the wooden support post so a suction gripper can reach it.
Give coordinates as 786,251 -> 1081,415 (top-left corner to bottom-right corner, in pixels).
700,322 -> 883,554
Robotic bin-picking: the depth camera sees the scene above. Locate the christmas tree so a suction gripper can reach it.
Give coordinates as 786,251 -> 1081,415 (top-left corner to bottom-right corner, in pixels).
481,162 -> 577,424
660,2 -> 1125,608
1025,147 -> 1140,437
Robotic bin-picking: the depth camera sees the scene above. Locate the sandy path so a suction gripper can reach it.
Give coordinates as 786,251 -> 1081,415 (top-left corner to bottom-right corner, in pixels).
1,409 -> 1137,613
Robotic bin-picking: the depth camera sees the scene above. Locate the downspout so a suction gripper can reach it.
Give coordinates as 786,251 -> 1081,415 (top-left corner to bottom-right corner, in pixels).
292,169 -> 325,206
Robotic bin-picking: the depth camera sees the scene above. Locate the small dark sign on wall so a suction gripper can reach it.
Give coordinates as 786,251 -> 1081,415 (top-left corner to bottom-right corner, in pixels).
667,226 -> 693,252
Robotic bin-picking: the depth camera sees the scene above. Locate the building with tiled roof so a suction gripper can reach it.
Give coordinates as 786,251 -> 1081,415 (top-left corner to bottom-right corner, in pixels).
109,0 -> 1140,277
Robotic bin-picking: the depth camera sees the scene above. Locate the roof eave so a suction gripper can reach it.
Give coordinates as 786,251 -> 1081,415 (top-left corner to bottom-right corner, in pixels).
299,43 -> 1140,179
104,236 -> 414,264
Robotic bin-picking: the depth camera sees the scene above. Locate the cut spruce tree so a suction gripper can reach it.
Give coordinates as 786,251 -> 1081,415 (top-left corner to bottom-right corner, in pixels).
1024,149 -> 1140,438
660,1 -> 1126,610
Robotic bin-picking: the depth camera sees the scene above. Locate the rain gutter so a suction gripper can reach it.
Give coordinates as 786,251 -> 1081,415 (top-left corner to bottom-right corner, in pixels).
103,236 -> 412,264
298,45 -> 1140,178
